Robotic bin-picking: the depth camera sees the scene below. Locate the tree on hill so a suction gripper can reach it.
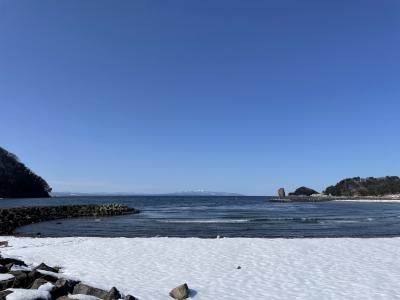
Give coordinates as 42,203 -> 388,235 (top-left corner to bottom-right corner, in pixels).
324,176 -> 400,196
0,147 -> 51,198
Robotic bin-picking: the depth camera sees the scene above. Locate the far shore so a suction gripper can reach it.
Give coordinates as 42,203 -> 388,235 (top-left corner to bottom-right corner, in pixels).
271,195 -> 400,203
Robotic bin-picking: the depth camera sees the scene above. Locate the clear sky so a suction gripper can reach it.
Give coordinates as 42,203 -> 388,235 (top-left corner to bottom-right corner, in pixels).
1,0 -> 399,195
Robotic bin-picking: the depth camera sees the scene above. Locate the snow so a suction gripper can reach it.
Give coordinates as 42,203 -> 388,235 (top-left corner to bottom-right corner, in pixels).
6,289 -> 51,300
10,264 -> 32,272
0,273 -> 14,281
37,283 -> 55,292
2,237 -> 400,299
69,294 -> 102,300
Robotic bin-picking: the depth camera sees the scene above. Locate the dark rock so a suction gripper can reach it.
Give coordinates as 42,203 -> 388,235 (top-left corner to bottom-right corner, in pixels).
289,186 -> 318,196
104,287 -> 121,300
0,257 -> 27,267
9,271 -> 29,288
0,146 -> 51,198
28,270 -> 44,282
34,263 -> 59,273
125,295 -> 138,300
72,283 -> 108,299
237,266 -> 241,269
277,188 -> 286,198
31,278 -> 50,289
0,274 -> 14,290
0,290 -> 12,300
28,270 -> 58,284
0,264 -> 8,273
169,283 -> 189,300
52,279 -> 77,298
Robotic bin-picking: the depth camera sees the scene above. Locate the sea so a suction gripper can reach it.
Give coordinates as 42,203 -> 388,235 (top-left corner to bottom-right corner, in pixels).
1,196 -> 400,238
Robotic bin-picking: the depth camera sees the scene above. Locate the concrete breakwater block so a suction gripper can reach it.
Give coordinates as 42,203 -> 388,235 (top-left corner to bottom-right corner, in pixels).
0,204 -> 139,235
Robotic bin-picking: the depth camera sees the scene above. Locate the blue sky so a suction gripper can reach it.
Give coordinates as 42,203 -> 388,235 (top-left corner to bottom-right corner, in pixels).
1,0 -> 399,195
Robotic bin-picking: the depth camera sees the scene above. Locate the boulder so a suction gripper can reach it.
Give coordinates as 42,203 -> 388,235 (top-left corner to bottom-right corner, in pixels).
9,270 -> 29,288
0,290 -> 12,300
124,295 -> 138,300
72,283 -> 108,299
0,273 -> 15,290
31,278 -> 51,289
289,186 -> 318,196
104,287 -> 121,300
169,283 -> 189,300
34,263 -> 59,273
0,264 -> 8,273
0,257 -> 26,267
52,279 -> 78,298
277,188 -> 286,198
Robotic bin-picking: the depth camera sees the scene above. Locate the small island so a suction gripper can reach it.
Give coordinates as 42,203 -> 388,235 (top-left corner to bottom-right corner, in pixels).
275,176 -> 400,202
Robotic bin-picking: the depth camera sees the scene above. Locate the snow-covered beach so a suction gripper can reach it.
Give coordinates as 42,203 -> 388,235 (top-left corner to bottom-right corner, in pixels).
2,237 -> 400,299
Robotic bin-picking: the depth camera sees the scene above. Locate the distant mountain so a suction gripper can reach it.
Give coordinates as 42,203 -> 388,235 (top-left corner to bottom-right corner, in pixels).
324,176 -> 400,196
0,147 -> 51,198
52,190 -> 243,197
162,190 -> 243,196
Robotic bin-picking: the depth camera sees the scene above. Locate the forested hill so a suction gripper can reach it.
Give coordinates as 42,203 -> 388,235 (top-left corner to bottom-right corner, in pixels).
324,176 -> 400,196
0,147 -> 51,198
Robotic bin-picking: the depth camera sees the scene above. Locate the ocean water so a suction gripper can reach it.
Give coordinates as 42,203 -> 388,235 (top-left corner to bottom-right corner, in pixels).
2,196 -> 400,238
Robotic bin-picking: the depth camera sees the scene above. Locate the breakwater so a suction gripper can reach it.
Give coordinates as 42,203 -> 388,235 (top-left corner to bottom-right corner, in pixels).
0,204 -> 138,234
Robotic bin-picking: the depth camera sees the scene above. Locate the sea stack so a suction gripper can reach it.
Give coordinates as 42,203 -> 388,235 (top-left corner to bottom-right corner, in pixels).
277,188 -> 286,198
0,147 -> 51,198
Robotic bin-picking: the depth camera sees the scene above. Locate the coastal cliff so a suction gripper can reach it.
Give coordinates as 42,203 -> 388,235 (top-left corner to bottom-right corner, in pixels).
0,147 -> 51,198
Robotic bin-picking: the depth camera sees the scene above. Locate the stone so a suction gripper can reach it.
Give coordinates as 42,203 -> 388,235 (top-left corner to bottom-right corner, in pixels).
124,295 -> 138,300
104,287 -> 121,300
30,278 -> 51,289
0,274 -> 15,290
169,283 -> 189,300
52,279 -> 77,298
0,264 -> 8,273
0,241 -> 8,247
34,263 -> 59,273
0,290 -> 12,300
0,257 -> 26,267
277,188 -> 286,198
9,271 -> 29,288
72,283 -> 108,299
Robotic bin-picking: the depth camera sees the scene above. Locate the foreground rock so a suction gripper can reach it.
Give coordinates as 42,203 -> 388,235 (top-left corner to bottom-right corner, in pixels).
0,204 -> 139,235
169,283 -> 189,300
0,254 -> 140,300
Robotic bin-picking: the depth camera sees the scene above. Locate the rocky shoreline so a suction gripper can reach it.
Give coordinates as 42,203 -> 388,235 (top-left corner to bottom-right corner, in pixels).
0,204 -> 139,235
0,253 -> 190,300
271,195 -> 400,202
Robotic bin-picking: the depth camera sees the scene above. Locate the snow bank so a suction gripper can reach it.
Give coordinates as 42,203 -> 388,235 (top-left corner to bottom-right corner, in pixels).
6,289 -> 51,300
0,273 -> 14,281
2,237 -> 400,299
69,294 -> 101,300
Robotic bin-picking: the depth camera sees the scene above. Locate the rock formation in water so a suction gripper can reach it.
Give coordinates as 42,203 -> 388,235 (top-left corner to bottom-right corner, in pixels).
0,147 -> 51,198
289,186 -> 318,196
277,188 -> 286,198
324,176 -> 400,196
